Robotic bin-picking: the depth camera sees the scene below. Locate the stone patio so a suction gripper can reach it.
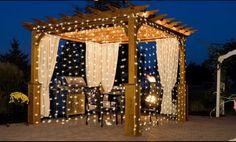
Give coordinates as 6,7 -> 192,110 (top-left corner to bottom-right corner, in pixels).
0,115 -> 235,141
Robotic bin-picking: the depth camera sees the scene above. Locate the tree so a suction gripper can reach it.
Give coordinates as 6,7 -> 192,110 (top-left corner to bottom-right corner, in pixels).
203,39 -> 236,85
87,0 -> 128,11
201,39 -> 236,100
0,62 -> 27,122
0,38 -> 29,95
186,62 -> 213,85
74,0 -> 129,14
0,62 -> 24,95
186,63 -> 216,114
0,38 -> 29,77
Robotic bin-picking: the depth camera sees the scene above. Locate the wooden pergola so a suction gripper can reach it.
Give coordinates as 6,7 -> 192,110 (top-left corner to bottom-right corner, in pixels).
24,4 -> 196,136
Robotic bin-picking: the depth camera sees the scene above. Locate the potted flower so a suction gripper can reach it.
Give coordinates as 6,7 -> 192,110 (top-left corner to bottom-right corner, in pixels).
8,92 -> 29,123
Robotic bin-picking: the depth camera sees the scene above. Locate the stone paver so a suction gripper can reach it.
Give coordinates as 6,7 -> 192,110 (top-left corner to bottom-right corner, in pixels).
0,115 -> 235,141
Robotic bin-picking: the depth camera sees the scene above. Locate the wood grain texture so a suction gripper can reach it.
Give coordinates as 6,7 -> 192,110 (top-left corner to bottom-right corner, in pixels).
124,17 -> 141,136
28,31 -> 42,124
177,38 -> 187,122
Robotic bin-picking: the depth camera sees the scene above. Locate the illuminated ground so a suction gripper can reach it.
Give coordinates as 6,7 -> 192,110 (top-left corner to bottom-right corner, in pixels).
0,115 -> 235,141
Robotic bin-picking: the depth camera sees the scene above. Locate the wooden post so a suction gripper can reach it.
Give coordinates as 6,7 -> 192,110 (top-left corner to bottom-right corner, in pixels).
177,38 -> 187,122
124,16 -> 141,136
28,31 -> 43,124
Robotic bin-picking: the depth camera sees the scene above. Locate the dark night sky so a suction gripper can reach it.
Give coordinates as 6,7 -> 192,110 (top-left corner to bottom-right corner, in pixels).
0,1 -> 236,64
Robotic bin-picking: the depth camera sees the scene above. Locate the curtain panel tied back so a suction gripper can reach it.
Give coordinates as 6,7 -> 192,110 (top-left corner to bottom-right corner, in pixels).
156,38 -> 179,115
38,34 -> 60,117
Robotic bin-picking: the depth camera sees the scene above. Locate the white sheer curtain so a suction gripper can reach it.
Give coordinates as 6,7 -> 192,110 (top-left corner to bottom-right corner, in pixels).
85,41 -> 102,87
101,43 -> 119,93
38,34 -> 60,117
156,38 -> 179,115
86,42 -> 119,93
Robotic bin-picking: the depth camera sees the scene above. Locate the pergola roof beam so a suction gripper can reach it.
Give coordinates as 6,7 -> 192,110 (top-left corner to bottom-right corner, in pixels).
138,16 -> 187,37
24,4 -> 196,36
34,17 -> 128,34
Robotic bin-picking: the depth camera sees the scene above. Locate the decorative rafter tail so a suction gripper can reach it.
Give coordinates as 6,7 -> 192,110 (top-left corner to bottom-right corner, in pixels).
175,24 -> 187,30
150,14 -> 168,22
87,7 -> 102,14
137,10 -> 159,18
107,4 -> 119,12
130,4 -> 149,11
58,13 -> 71,20
167,21 -> 181,28
161,18 -> 175,24
73,8 -> 81,14
183,29 -> 197,36
179,26 -> 192,34
32,18 -> 45,24
189,29 -> 198,34
22,22 -> 34,30
183,27 -> 194,32
45,16 -> 57,23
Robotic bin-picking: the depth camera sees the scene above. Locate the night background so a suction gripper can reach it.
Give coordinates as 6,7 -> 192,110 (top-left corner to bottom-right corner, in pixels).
0,0 -> 236,140
1,1 -> 236,64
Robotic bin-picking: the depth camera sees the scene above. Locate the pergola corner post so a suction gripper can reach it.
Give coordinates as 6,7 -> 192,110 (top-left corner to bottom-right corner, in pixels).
124,15 -> 141,136
177,37 -> 188,122
28,31 -> 43,124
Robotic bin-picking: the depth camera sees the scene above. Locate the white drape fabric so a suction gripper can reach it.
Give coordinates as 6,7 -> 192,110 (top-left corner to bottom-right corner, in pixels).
85,42 -> 102,87
86,42 -> 119,93
156,38 -> 179,115
101,43 -> 119,93
38,34 -> 60,117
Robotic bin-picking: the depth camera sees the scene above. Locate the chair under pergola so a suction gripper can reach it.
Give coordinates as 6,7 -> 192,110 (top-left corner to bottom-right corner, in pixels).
23,4 -> 196,136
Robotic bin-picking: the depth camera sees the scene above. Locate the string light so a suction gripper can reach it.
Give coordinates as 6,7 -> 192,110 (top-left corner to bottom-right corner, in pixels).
30,10 -> 188,136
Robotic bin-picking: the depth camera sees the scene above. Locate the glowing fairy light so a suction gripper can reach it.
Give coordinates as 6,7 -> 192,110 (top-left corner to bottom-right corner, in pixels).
145,95 -> 157,104
27,5 -> 192,137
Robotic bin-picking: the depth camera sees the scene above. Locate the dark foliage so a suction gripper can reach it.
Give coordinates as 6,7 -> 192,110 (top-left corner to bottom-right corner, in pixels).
0,38 -> 29,95
85,0 -> 129,12
186,62 -> 213,85
0,38 -> 29,75
203,39 -> 236,85
0,38 -> 29,124
73,0 -> 129,14
187,39 -> 236,115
